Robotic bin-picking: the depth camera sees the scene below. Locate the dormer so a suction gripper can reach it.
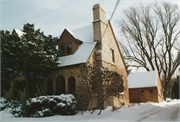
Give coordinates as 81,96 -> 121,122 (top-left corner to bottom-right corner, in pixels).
58,29 -> 82,56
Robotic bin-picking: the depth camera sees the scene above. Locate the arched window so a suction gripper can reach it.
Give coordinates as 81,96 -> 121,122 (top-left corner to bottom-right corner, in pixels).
56,76 -> 65,95
68,76 -> 76,95
13,80 -> 20,100
47,79 -> 53,95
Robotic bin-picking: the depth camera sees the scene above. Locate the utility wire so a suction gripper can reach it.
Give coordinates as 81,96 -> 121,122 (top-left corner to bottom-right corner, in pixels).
110,0 -> 121,21
101,0 -> 121,40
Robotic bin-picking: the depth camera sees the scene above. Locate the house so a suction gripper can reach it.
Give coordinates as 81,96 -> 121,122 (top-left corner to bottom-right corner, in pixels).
42,3 -> 129,109
128,71 -> 164,103
4,4 -> 130,109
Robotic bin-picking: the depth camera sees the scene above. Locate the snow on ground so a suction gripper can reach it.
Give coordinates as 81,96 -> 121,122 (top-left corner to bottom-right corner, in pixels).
0,99 -> 180,122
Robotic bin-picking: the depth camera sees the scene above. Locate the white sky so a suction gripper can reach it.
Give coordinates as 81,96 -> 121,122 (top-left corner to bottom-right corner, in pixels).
1,0 -> 179,37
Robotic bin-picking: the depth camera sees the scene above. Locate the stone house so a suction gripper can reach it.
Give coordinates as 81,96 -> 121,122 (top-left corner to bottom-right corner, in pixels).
128,71 -> 164,103
4,4 -> 130,108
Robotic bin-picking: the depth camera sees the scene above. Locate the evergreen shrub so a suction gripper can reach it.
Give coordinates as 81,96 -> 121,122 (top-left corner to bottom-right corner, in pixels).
0,94 -> 77,117
23,94 -> 77,117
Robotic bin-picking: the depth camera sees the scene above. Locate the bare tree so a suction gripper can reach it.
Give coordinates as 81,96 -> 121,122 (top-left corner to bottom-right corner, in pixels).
118,2 -> 180,98
76,63 -> 124,115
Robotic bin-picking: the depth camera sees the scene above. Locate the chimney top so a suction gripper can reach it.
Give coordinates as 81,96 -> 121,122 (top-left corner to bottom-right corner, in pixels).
92,3 -> 106,23
93,4 -> 106,12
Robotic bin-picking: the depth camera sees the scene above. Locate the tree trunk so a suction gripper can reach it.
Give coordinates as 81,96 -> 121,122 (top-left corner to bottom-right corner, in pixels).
164,80 -> 170,100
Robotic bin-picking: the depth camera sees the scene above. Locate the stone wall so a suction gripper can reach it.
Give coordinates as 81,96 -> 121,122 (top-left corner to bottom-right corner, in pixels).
101,22 -> 129,106
4,76 -> 27,104
42,64 -> 83,95
92,4 -> 129,106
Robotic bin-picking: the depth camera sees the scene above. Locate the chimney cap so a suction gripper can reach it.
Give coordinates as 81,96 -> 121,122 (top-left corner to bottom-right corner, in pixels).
93,3 -> 106,12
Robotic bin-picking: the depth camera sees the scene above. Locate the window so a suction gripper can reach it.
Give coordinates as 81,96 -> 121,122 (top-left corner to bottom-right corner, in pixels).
60,45 -> 65,55
67,44 -> 72,54
56,76 -> 65,95
141,90 -> 144,94
68,76 -> 76,95
60,43 -> 72,55
47,79 -> 53,95
150,90 -> 153,95
110,49 -> 115,63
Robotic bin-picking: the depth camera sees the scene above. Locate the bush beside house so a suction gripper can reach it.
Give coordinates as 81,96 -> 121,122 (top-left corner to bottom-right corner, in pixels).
0,94 -> 77,117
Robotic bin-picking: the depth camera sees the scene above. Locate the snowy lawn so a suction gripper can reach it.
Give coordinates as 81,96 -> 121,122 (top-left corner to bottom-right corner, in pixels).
0,99 -> 180,122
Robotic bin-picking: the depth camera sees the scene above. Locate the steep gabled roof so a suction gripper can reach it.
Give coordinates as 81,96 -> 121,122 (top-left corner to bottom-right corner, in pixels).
58,24 -> 96,67
62,24 -> 93,43
128,71 -> 158,89
70,24 -> 93,43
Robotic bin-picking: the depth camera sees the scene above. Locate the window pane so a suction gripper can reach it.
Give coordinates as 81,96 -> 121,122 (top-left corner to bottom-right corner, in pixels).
60,45 -> 65,55
111,49 -> 115,63
67,44 -> 72,54
150,90 -> 153,94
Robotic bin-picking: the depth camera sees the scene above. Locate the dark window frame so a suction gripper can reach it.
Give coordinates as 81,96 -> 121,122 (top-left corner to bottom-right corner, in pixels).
56,76 -> 65,95
68,76 -> 76,95
150,90 -> 153,95
60,45 -> 65,55
110,49 -> 115,63
59,43 -> 72,56
67,43 -> 72,54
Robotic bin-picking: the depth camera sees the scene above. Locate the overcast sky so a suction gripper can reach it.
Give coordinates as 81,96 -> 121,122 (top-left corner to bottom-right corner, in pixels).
1,0 -> 179,73
1,0 -> 179,38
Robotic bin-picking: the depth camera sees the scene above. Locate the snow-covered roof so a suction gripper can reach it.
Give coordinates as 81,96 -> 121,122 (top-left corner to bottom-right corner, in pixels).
58,24 -> 96,67
128,71 -> 158,89
63,24 -> 93,43
13,29 -> 25,37
70,25 -> 93,42
58,42 -> 96,67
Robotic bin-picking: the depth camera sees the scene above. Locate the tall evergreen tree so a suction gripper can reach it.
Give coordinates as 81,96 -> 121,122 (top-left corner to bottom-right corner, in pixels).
1,23 -> 61,97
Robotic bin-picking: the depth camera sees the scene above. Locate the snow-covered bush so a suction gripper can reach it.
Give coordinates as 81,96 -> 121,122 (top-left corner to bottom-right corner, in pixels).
23,94 -> 77,117
0,97 -> 7,110
0,95 -> 77,117
10,102 -> 23,117
55,94 -> 78,115
0,97 -> 23,117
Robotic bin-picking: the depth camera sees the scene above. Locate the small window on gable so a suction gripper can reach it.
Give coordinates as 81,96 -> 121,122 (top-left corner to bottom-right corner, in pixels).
141,90 -> 144,94
141,90 -> 144,96
110,49 -> 115,63
150,90 -> 153,95
67,44 -> 72,54
60,45 -> 65,55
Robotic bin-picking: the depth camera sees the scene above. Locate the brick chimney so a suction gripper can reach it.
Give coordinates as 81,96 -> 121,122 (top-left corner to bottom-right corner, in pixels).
92,4 -> 107,46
